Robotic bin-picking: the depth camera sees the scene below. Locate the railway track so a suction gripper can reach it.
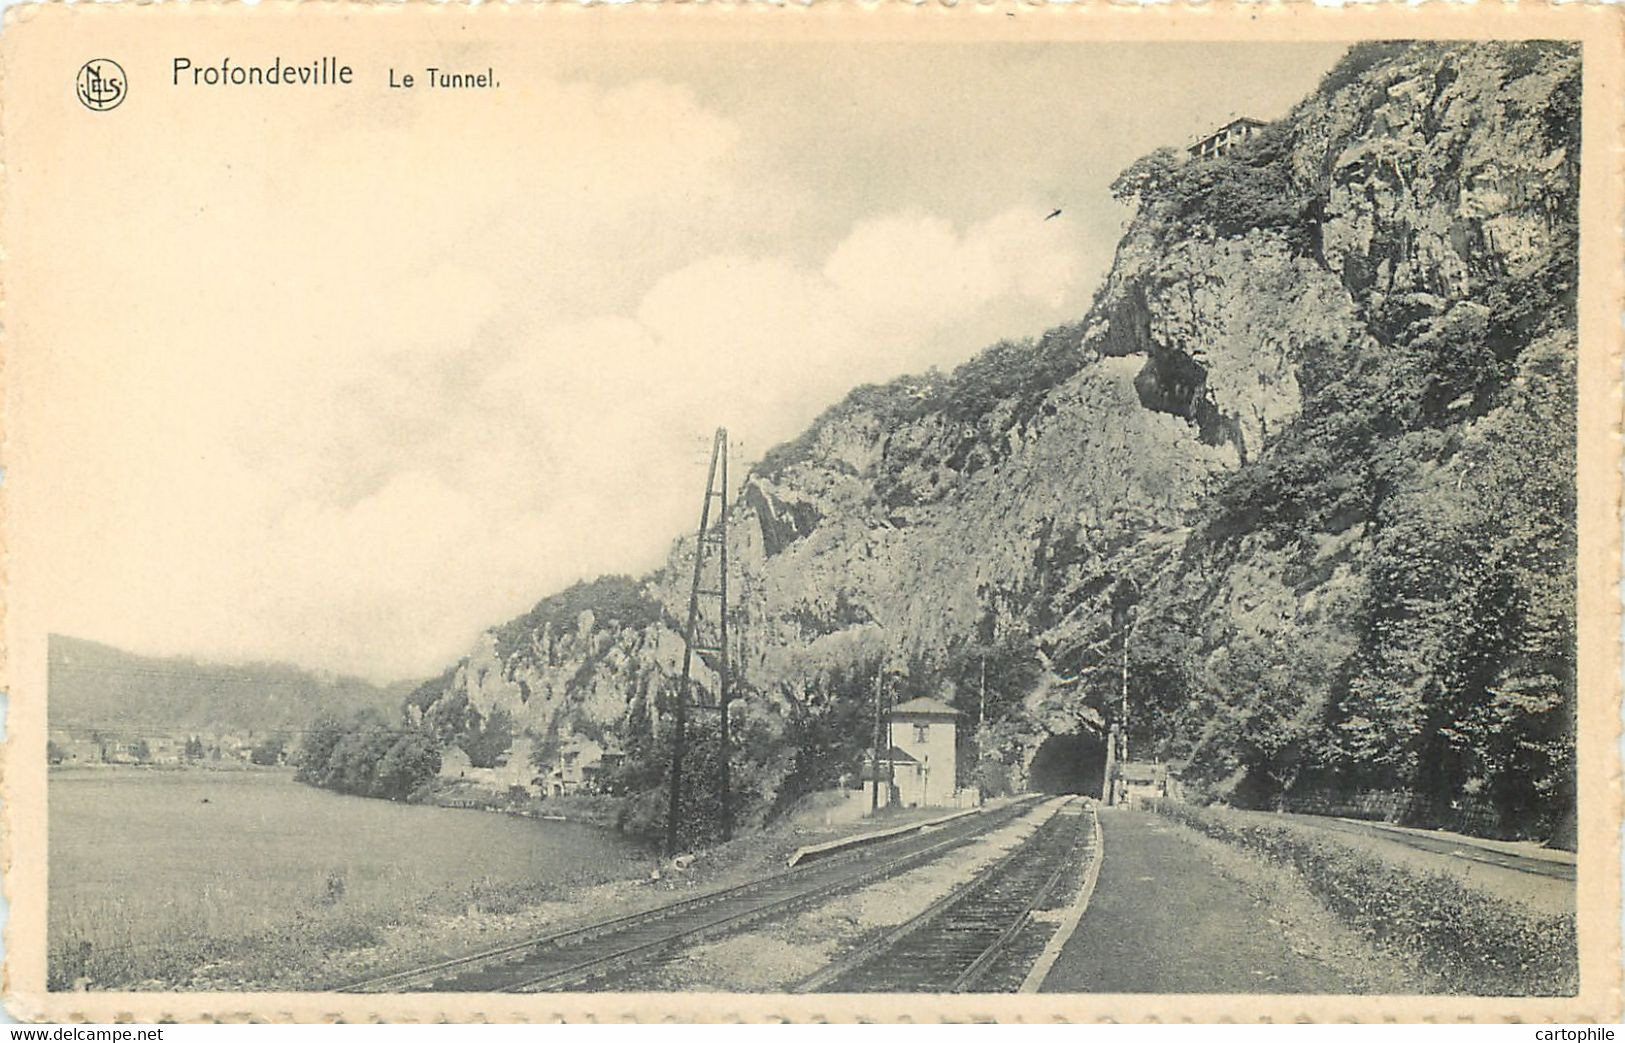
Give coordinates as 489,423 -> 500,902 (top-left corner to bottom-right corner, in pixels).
794,796 -> 1095,993
337,795 -> 1044,994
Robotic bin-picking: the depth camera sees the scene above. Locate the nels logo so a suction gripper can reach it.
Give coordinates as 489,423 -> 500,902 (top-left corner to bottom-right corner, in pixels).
76,59 -> 126,112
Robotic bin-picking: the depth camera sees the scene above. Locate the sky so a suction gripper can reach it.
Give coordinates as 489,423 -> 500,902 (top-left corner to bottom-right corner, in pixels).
12,36 -> 1348,683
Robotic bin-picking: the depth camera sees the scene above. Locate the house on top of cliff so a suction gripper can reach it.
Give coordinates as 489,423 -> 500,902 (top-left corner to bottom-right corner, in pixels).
1187,116 -> 1266,161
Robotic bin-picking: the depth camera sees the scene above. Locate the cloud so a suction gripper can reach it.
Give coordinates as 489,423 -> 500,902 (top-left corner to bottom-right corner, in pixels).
823,210 -> 1079,331
23,69 -> 1097,682
241,206 -> 1089,679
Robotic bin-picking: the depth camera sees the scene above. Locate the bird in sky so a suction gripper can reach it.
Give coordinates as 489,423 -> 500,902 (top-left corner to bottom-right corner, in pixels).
1044,208 -> 1063,221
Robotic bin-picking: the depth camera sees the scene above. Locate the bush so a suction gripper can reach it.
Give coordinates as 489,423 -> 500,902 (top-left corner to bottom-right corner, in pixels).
249,736 -> 286,766
1113,133 -> 1322,256
1154,802 -> 1576,996
294,711 -> 441,802
490,574 -> 662,663
1316,41 -> 1413,99
1172,160 -> 1300,239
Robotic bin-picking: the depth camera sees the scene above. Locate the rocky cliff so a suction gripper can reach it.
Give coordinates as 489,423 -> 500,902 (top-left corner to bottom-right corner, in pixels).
404,41 -> 1579,842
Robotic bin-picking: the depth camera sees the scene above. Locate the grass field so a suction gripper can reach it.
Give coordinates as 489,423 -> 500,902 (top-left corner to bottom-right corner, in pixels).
48,768 -> 650,989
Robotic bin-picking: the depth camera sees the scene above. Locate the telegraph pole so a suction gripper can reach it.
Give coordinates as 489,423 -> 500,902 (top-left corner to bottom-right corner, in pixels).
977,655 -> 987,797
979,655 -> 987,728
667,428 -> 729,856
870,656 -> 885,812
1120,608 -> 1133,767
716,431 -> 732,843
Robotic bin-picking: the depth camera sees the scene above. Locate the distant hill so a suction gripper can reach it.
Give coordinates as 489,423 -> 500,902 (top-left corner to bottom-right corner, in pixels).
47,634 -> 414,736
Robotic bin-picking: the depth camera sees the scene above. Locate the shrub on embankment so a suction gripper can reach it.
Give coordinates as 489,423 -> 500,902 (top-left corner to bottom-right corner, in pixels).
294,710 -> 441,801
1154,802 -> 1577,996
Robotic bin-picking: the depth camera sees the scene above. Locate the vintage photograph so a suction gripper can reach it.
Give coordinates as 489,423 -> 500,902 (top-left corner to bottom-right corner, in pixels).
2,6 -> 1617,1022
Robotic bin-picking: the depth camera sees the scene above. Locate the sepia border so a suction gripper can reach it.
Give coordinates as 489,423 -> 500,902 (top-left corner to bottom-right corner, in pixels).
1,0 -> 1620,1023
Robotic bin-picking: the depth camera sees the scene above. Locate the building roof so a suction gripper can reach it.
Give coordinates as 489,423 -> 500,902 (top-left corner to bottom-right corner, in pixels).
1187,116 -> 1267,152
860,746 -> 919,780
1117,761 -> 1169,783
889,697 -> 961,718
876,745 -> 918,764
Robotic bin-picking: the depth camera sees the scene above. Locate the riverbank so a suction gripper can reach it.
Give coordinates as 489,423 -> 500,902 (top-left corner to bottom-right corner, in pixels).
48,761 -> 292,777
420,778 -> 624,832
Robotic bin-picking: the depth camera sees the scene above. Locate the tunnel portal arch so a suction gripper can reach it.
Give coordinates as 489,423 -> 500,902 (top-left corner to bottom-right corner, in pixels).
1028,730 -> 1107,797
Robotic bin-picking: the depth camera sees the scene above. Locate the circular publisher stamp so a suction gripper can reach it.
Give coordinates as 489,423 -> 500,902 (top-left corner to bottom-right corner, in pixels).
76,59 -> 126,112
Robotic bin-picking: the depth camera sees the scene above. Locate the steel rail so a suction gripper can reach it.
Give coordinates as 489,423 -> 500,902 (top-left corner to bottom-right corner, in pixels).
947,818 -> 1077,992
793,796 -> 1087,994
505,798 -> 1051,993
336,796 -> 1043,994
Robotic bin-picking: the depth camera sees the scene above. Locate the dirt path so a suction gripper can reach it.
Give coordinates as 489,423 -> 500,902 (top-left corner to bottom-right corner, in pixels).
1039,810 -> 1360,993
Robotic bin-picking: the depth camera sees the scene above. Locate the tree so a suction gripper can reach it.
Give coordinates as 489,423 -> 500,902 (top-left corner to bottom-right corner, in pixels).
1192,636 -> 1335,807
1110,147 -> 1179,205
295,708 -> 446,803
767,661 -> 877,818
616,716 -> 761,851
294,713 -> 348,784
939,638 -> 1043,789
249,736 -> 286,766
376,732 -> 442,800
460,706 -> 514,769
1317,332 -> 1575,835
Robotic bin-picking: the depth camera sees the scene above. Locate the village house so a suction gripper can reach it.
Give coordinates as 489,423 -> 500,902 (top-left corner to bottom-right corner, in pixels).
439,744 -> 474,779
437,737 -> 538,794
582,744 -> 624,790
546,732 -> 619,796
47,733 -> 102,766
211,734 -> 254,762
492,736 -> 536,792
1187,116 -> 1266,161
146,737 -> 184,766
1114,761 -> 1172,808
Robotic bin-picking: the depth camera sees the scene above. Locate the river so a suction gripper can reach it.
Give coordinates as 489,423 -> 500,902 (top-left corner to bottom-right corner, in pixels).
48,768 -> 648,985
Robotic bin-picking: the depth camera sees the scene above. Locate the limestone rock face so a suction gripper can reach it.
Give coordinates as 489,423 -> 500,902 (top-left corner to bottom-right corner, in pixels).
412,41 -> 1578,824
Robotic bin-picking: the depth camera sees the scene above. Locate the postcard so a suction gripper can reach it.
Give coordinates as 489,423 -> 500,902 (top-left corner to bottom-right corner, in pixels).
2,1 -> 1620,1023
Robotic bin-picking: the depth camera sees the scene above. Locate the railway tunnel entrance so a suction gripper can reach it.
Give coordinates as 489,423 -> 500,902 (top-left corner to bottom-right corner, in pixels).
1029,731 -> 1107,797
